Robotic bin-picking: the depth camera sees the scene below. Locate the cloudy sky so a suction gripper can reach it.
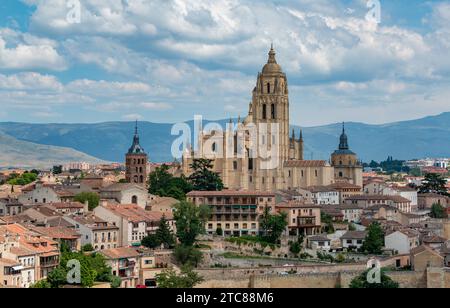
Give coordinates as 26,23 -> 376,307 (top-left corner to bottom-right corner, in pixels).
0,0 -> 449,126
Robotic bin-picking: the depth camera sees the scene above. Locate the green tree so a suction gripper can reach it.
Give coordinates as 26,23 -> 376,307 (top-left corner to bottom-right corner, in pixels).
81,244 -> 94,252
47,267 -> 67,288
289,241 -> 301,255
74,192 -> 100,211
419,173 -> 450,196
361,222 -> 384,254
188,159 -> 224,191
259,206 -> 288,244
155,267 -> 204,288
430,203 -> 448,219
173,201 -> 210,246
216,227 -> 223,236
110,276 -> 122,288
52,165 -> 63,174
155,215 -> 176,248
7,172 -> 38,186
350,269 -> 399,288
30,279 -> 51,288
142,234 -> 162,249
148,165 -> 192,200
174,245 -> 203,267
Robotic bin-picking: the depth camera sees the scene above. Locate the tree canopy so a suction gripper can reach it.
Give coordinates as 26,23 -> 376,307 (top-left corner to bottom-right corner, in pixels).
155,267 -> 204,288
419,173 -> 450,196
74,192 -> 100,211
7,172 -> 38,186
430,203 -> 448,219
259,206 -> 288,244
350,269 -> 399,288
173,201 -> 210,246
361,222 -> 384,254
188,159 -> 224,191
148,164 -> 192,200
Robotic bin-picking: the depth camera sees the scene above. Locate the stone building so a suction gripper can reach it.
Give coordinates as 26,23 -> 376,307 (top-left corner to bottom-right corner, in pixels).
125,122 -> 148,186
330,124 -> 363,186
182,46 -> 363,192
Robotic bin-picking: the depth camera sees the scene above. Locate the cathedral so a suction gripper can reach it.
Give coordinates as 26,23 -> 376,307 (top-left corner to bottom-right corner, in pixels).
182,46 -> 362,191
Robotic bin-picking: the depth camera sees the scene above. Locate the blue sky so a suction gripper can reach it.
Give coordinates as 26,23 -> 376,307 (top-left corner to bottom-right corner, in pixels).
0,0 -> 449,126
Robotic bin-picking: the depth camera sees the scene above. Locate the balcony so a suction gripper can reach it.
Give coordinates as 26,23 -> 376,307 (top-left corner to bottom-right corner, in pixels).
297,217 -> 318,227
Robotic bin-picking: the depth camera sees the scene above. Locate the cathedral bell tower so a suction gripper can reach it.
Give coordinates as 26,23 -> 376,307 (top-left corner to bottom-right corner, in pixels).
251,45 -> 290,164
125,121 -> 148,186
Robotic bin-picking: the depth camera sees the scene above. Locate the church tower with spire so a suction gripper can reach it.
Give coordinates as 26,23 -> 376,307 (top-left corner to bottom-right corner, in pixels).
330,123 -> 362,186
125,121 -> 148,186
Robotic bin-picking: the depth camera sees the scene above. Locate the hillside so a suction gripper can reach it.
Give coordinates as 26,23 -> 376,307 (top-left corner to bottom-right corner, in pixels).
0,131 -> 106,169
0,112 -> 449,164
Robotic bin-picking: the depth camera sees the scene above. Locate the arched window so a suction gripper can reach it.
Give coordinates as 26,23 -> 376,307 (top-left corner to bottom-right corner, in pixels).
140,175 -> 144,183
132,195 -> 138,204
262,104 -> 267,119
212,142 -> 217,153
267,83 -> 271,94
271,104 -> 276,119
339,172 -> 343,178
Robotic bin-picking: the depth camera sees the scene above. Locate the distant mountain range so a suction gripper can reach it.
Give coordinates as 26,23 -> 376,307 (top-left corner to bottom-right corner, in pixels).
0,112 -> 449,168
0,131 -> 105,169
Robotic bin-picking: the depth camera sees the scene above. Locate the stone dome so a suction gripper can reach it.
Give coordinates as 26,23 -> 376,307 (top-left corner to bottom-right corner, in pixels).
262,45 -> 283,74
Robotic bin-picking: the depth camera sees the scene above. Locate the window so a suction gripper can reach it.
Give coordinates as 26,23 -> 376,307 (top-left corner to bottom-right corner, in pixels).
233,161 -> 238,170
212,142 -> 217,153
267,83 -> 271,94
262,104 -> 267,119
132,195 -> 138,204
271,104 -> 276,119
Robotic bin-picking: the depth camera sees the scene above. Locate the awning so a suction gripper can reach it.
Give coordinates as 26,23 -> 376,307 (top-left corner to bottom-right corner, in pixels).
12,265 -> 24,271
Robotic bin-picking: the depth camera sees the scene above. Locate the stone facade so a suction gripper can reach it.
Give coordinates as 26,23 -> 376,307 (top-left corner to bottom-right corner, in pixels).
182,47 -> 362,192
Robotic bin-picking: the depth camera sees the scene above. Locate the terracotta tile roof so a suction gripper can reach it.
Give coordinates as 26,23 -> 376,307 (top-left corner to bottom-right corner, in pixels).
422,235 -> 447,244
30,226 -> 80,240
341,231 -> 367,240
104,204 -> 173,223
101,183 -> 144,192
411,245 -> 444,258
49,202 -> 84,209
100,247 -> 140,259
0,258 -> 20,266
306,186 -> 337,193
0,224 -> 59,255
308,235 -> 330,242
10,246 -> 35,257
328,182 -> 362,189
187,190 -> 275,197
276,201 -> 321,209
284,160 -> 328,168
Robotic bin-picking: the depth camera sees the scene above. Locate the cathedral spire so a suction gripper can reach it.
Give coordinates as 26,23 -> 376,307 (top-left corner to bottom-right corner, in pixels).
339,122 -> 349,150
299,129 -> 303,142
268,44 -> 277,64
128,121 -> 145,154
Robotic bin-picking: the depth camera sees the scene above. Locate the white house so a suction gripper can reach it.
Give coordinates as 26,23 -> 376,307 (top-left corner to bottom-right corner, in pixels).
18,182 -> 74,205
385,229 -> 420,255
308,235 -> 331,252
307,186 -> 339,205
341,231 -> 367,251
100,183 -> 148,209
94,204 -> 174,247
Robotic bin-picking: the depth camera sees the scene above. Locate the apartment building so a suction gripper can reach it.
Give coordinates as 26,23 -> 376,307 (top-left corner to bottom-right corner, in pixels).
64,214 -> 119,251
276,201 -> 322,236
186,190 -> 276,236
94,204 -> 174,247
